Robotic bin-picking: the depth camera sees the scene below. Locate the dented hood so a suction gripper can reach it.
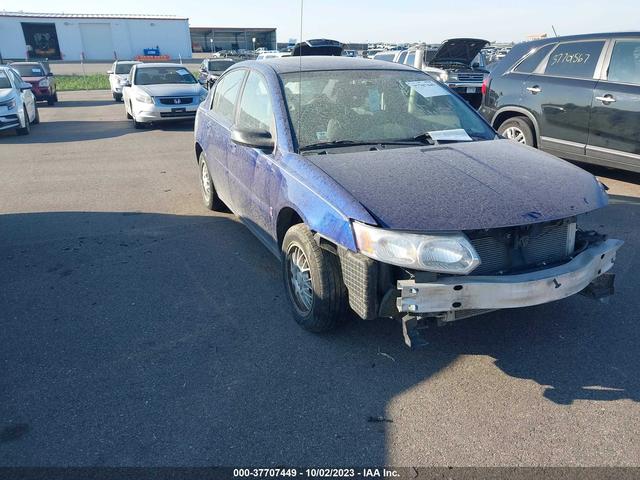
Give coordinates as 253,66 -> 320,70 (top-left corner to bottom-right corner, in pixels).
307,140 -> 608,231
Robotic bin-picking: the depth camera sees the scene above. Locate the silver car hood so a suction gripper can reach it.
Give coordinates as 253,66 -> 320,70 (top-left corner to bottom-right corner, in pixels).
138,83 -> 203,97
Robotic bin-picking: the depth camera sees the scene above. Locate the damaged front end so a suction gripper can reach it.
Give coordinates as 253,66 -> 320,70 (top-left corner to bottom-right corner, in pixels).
338,217 -> 623,349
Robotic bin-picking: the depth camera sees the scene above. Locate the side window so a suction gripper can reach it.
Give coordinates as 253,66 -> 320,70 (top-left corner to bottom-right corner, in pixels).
237,71 -> 275,134
397,52 -> 407,64
607,40 -> 640,85
210,69 -> 246,124
543,41 -> 605,79
514,44 -> 556,73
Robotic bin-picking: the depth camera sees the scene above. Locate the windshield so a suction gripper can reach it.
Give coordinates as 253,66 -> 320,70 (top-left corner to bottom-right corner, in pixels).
115,63 -> 136,74
134,67 -> 197,86
12,64 -> 45,77
208,60 -> 234,72
0,71 -> 11,89
281,69 -> 495,151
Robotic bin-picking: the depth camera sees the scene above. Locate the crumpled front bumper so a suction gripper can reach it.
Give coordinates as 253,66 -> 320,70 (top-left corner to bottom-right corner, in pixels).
397,239 -> 623,314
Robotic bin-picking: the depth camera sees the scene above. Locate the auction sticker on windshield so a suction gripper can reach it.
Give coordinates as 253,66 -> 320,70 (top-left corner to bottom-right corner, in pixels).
406,79 -> 446,98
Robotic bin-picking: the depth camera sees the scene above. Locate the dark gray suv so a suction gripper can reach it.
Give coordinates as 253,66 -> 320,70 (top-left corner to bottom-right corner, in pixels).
480,32 -> 640,173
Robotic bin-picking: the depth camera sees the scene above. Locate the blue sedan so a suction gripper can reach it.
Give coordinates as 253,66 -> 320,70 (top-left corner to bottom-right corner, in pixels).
194,57 -> 622,348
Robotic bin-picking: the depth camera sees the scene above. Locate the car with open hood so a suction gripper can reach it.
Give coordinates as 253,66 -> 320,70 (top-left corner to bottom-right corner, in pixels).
427,38 -> 490,108
9,61 -> 57,105
122,63 -> 207,128
193,57 -> 622,348
0,65 -> 39,136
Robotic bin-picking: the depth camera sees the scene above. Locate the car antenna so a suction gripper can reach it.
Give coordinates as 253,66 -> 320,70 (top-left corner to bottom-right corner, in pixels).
297,0 -> 304,154
551,25 -> 559,37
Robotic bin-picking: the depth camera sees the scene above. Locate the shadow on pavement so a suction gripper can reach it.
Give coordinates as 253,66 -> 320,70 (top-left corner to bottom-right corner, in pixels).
0,120 -> 193,143
48,99 -> 118,108
0,207 -> 638,465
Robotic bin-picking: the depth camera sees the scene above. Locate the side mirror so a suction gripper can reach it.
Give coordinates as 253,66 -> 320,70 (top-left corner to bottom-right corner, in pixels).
107,70 -> 113,74
230,126 -> 274,151
123,80 -> 131,87
20,82 -> 32,91
47,72 -> 54,77
472,62 -> 480,68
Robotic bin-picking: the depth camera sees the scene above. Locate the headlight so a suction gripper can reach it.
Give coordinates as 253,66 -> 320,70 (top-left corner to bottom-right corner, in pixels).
438,71 -> 449,82
1,98 -> 17,110
39,79 -> 50,87
135,93 -> 154,104
352,222 -> 480,274
118,77 -> 128,85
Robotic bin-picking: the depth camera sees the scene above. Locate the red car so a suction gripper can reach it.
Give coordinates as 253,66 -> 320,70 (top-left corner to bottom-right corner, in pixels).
9,62 -> 58,105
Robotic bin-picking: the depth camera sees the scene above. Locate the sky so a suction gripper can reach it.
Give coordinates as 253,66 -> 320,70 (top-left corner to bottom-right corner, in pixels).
2,0 -> 638,44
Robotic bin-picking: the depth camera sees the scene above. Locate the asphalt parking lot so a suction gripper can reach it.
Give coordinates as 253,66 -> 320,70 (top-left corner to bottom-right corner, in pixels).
1,90 -> 639,466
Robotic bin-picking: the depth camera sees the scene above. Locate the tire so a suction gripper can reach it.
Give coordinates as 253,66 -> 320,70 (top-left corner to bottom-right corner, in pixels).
47,96 -> 55,106
281,224 -> 348,332
126,105 -> 132,119
113,93 -> 122,102
32,105 -> 40,125
198,152 -> 226,211
498,117 -> 535,147
16,107 -> 31,136
53,92 -> 58,102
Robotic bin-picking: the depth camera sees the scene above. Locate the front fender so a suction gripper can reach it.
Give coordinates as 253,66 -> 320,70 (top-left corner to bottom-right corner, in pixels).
274,153 -> 377,251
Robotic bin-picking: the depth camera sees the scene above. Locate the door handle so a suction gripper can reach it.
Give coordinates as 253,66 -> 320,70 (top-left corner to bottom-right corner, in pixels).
595,95 -> 616,104
526,86 -> 541,94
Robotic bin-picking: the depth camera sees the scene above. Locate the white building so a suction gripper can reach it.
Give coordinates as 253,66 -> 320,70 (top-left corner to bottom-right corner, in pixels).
0,12 -> 192,61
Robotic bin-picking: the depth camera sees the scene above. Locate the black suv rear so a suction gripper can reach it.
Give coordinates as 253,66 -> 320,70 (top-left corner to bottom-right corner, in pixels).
479,32 -> 640,173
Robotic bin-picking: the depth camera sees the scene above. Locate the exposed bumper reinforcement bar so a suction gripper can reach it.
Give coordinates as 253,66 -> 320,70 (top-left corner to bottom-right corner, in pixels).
397,239 -> 623,314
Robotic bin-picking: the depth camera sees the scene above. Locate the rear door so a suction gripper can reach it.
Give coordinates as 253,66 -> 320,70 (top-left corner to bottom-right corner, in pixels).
587,38 -> 640,171
523,40 -> 607,159
201,68 -> 247,208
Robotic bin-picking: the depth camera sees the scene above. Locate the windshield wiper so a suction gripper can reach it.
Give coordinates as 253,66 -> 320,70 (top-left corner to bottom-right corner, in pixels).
299,139 -> 423,152
411,132 -> 438,145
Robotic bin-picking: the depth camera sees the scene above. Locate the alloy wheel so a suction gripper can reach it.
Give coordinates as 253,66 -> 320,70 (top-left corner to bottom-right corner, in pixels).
503,126 -> 527,144
286,244 -> 313,314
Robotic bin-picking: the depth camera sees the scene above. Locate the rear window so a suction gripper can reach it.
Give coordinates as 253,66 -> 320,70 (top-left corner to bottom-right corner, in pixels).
513,44 -> 555,73
374,53 -> 395,62
134,67 -> 197,85
11,64 -> 45,77
543,41 -> 605,79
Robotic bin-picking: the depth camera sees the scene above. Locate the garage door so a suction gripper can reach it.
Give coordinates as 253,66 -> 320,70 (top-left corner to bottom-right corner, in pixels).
79,23 -> 114,60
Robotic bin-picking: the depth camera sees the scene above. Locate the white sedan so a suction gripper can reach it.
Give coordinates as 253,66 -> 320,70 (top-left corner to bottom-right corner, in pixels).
122,63 -> 207,129
107,60 -> 141,102
0,66 -> 38,136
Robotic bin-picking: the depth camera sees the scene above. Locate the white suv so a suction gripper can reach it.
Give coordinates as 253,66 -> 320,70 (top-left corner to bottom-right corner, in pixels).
0,66 -> 38,136
107,61 -> 141,102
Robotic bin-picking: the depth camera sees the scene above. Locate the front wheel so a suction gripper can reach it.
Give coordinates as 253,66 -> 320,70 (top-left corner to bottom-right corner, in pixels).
16,107 -> 31,136
113,92 -> 122,102
282,224 -> 348,332
498,117 -> 535,147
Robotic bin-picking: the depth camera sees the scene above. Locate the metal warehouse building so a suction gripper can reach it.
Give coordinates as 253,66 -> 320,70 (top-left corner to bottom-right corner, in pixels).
190,27 -> 277,53
0,12 -> 192,61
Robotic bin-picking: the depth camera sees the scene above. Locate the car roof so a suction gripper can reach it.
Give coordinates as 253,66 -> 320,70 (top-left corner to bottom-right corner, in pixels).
133,63 -> 187,68
522,31 -> 640,49
115,60 -> 140,64
8,61 -> 43,66
235,56 -> 417,74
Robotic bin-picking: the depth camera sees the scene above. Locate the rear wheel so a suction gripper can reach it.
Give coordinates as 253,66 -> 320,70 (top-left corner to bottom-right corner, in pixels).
47,96 -> 55,106
32,105 -> 40,124
16,107 -> 31,136
113,92 -> 122,102
498,117 -> 535,147
282,224 -> 348,332
198,152 -> 226,211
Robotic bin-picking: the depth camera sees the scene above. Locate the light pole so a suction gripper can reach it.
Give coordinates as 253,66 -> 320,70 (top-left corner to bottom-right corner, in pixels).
209,38 -> 214,53
252,37 -> 256,52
